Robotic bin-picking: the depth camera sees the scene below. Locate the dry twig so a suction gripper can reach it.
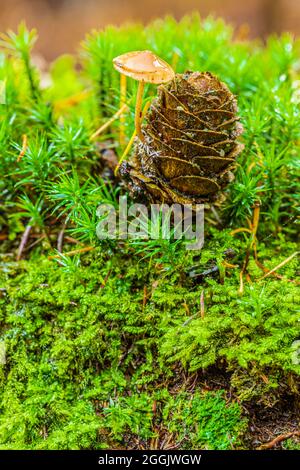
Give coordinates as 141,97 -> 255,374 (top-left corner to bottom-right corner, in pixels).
258,251 -> 299,281
90,103 -> 128,140
48,245 -> 94,259
16,224 -> 32,260
257,431 -> 300,450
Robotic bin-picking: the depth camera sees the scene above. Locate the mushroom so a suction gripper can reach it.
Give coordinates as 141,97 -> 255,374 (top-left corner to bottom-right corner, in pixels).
113,50 -> 175,142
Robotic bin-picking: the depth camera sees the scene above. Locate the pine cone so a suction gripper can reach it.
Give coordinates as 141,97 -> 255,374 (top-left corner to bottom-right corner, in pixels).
120,71 -> 243,205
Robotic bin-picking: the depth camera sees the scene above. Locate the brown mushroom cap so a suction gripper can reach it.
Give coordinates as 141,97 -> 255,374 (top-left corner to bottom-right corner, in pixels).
113,50 -> 175,84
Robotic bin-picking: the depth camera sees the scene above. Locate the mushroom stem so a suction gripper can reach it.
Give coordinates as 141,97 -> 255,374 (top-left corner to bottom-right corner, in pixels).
119,74 -> 127,146
135,81 -> 145,141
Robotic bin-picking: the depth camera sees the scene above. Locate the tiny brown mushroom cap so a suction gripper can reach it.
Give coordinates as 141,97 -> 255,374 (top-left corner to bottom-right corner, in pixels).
113,50 -> 175,84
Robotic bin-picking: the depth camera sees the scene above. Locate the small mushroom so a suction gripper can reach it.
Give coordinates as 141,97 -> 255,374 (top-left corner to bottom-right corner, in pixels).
113,50 -> 174,142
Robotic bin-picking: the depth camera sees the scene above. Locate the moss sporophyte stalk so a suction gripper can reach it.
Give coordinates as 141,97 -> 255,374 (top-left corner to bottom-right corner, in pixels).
0,15 -> 299,451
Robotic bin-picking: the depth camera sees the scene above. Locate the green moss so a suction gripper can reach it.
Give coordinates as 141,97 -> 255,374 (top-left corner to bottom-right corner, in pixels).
0,233 -> 298,448
282,438 -> 300,450
162,390 -> 246,450
0,14 -> 299,450
0,251 -> 247,450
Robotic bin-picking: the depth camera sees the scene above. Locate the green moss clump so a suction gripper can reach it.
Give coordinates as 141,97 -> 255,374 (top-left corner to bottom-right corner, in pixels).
0,253 -> 247,450
0,233 -> 299,449
162,390 -> 246,450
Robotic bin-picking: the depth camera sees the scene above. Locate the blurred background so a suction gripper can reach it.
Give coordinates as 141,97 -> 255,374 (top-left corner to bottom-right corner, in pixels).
1,0 -> 300,60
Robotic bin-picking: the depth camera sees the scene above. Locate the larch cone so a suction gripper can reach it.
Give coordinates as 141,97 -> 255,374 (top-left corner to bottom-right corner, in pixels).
120,71 -> 244,205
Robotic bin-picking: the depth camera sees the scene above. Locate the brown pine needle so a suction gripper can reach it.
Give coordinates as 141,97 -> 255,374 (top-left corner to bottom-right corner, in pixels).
223,261 -> 238,269
64,236 -> 83,245
239,271 -> 244,294
258,251 -> 299,281
251,201 -> 260,241
48,245 -> 94,259
90,103 -> 128,140
230,227 -> 252,236
25,235 -> 46,251
57,223 -> 66,253
260,373 -> 269,384
100,269 -> 112,289
254,255 -> 296,283
200,290 -> 205,319
17,134 -> 27,162
182,302 -> 190,316
17,224 -> 32,261
254,247 -> 284,279
143,285 -> 148,309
